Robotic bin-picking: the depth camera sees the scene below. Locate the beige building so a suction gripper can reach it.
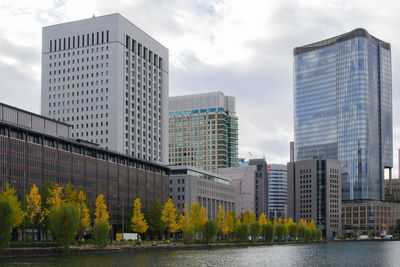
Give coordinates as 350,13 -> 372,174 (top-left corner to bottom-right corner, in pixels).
385,178 -> 400,201
342,201 -> 400,236
168,92 -> 238,173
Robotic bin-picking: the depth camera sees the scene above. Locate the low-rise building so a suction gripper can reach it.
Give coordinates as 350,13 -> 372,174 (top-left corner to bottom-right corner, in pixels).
384,178 -> 400,201
287,159 -> 341,239
169,165 -> 238,218
342,200 -> 400,236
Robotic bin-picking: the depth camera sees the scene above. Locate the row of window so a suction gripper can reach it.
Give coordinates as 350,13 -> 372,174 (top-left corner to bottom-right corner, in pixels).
49,30 -> 110,52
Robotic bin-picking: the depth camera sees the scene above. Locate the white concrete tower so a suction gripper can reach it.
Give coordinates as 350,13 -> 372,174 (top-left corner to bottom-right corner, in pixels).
41,13 -> 169,163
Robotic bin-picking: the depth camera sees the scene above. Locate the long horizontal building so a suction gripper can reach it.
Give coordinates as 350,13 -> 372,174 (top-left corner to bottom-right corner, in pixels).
0,102 -> 169,233
169,165 -> 238,218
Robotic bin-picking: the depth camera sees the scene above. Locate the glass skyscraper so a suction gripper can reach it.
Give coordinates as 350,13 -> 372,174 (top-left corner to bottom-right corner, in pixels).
294,28 -> 392,201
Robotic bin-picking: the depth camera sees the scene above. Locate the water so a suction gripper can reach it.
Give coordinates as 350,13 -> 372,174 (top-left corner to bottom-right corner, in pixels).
1,241 -> 399,266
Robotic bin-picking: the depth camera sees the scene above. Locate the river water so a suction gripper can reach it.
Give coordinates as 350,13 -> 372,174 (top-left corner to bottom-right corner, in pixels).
1,241 -> 399,266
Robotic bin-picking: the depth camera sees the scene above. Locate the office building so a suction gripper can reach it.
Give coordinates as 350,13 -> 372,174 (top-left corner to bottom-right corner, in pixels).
287,159 -> 341,239
169,92 -> 238,172
268,164 -> 287,219
294,28 -> 392,201
219,158 -> 268,219
41,13 -> 169,163
169,165 -> 238,218
0,102 -> 169,235
342,201 -> 400,236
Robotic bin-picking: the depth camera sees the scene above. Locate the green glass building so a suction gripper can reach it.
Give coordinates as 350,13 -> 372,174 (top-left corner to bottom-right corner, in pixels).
169,92 -> 238,172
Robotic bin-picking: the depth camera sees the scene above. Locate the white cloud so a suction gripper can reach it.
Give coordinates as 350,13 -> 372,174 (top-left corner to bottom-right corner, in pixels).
0,0 -> 399,175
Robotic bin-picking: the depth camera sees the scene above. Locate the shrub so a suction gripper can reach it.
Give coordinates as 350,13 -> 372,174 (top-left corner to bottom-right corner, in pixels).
236,223 -> 249,243
203,220 -> 217,243
93,221 -> 110,248
48,203 -> 80,253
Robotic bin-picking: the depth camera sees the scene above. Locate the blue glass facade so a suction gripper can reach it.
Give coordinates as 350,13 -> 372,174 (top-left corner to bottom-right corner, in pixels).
294,29 -> 392,201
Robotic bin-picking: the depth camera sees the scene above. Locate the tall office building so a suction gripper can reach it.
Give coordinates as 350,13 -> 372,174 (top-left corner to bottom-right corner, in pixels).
41,13 -> 169,163
267,164 -> 287,219
169,92 -> 238,172
294,28 -> 392,201
287,159 -> 342,239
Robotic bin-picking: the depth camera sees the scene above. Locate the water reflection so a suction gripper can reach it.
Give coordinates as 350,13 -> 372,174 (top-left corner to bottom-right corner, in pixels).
1,241 -> 399,267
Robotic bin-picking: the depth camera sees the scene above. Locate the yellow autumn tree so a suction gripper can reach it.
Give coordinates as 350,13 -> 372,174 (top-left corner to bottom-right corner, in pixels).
216,205 -> 226,239
94,194 -> 110,225
0,184 -> 24,228
26,184 -> 44,240
225,210 -> 234,237
46,184 -> 64,210
200,207 -> 207,227
249,212 -> 256,225
161,198 -> 180,240
77,189 -> 90,240
259,213 -> 268,226
190,202 -> 203,233
130,198 -> 148,240
64,183 -> 77,204
180,204 -> 191,230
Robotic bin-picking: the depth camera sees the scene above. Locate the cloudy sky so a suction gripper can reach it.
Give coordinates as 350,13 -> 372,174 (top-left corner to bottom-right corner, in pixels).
0,0 -> 399,175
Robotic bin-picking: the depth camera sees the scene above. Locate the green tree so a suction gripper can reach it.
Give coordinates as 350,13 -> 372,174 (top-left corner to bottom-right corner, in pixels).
48,202 -> 79,253
249,221 -> 260,242
304,229 -> 311,241
93,221 -> 110,248
288,222 -> 298,240
0,198 -> 12,251
151,200 -> 165,240
262,222 -> 274,243
130,198 -> 149,240
275,224 -> 285,241
204,219 -> 217,243
236,223 -> 249,243
0,184 -> 24,228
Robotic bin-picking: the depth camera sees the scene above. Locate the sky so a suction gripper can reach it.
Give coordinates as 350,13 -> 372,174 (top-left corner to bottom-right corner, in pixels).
0,0 -> 399,176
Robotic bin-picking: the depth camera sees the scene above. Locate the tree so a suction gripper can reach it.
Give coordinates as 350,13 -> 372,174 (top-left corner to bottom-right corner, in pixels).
0,198 -> 12,251
309,220 -> 317,241
259,213 -> 268,226
48,202 -> 79,253
190,202 -> 203,234
225,211 -> 235,239
76,189 -> 90,241
151,200 -> 165,240
94,194 -> 109,224
304,229 -> 311,241
298,219 -> 307,240
236,223 -> 249,243
275,224 -> 285,241
249,212 -> 256,225
0,184 -> 24,228
262,222 -> 274,243
64,184 -> 77,204
46,184 -> 64,211
93,194 -> 110,247
130,198 -> 149,240
26,184 -> 44,240
181,204 -> 194,244
288,220 -> 298,240
216,205 -> 226,239
161,198 -> 180,240
249,221 -> 260,242
316,229 -> 322,241
204,220 -> 217,243
93,221 -> 110,248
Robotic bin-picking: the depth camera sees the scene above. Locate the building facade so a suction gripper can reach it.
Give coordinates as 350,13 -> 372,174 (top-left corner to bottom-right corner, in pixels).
219,158 -> 268,219
290,141 -> 294,162
0,102 -> 169,234
169,92 -> 238,172
342,200 -> 400,236
294,28 -> 392,201
169,165 -> 238,219
287,159 -> 341,239
41,13 -> 169,163
267,164 -> 287,219
385,178 -> 400,201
